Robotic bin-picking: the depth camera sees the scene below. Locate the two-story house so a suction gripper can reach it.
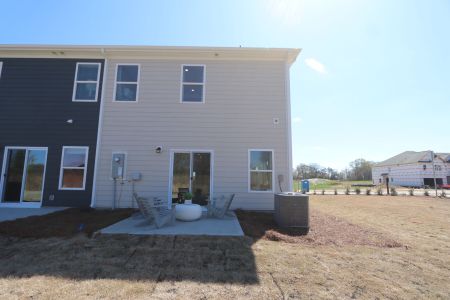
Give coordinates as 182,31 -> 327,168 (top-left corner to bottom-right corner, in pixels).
0,46 -> 105,207
0,45 -> 300,210
372,151 -> 450,188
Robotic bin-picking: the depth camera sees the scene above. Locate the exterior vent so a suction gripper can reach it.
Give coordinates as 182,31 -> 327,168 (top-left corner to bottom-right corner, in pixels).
274,193 -> 309,234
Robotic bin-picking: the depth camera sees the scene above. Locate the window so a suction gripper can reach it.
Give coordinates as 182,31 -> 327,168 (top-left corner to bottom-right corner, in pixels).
114,64 -> 140,101
249,150 -> 273,192
181,65 -> 205,103
59,146 -> 89,190
72,63 -> 101,102
0,61 -> 3,79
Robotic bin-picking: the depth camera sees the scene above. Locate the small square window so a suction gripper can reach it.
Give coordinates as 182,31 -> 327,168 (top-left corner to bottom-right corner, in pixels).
183,66 -> 204,83
77,64 -> 99,81
182,84 -> 204,102
117,65 -> 139,82
181,65 -> 205,103
114,64 -> 139,102
75,83 -> 98,101
72,63 -> 101,102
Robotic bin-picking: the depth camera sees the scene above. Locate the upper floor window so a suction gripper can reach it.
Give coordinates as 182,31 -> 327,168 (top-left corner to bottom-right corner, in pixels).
59,146 -> 89,190
72,63 -> 101,102
249,150 -> 273,192
114,64 -> 140,102
181,65 -> 205,103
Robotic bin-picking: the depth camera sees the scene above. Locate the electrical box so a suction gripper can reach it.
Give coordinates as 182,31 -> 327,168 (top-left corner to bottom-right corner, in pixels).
112,153 -> 126,179
130,172 -> 142,181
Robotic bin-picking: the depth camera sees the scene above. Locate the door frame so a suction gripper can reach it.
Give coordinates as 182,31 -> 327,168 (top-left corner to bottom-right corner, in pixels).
168,149 -> 214,207
0,146 -> 48,208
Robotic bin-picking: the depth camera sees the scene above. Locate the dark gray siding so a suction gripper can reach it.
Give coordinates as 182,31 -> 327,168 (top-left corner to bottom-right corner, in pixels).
0,58 -> 104,207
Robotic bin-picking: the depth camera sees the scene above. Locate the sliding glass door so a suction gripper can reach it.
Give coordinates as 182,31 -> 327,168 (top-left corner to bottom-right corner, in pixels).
2,149 -> 26,202
191,152 -> 211,204
1,147 -> 47,205
171,151 -> 212,205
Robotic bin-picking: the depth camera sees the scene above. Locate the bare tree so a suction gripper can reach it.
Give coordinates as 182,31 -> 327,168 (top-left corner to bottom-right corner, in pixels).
293,158 -> 375,181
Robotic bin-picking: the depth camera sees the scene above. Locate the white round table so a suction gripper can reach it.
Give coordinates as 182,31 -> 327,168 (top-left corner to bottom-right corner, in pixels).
175,203 -> 202,221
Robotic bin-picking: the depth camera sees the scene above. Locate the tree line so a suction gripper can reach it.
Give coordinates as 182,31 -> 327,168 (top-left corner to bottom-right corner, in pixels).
293,158 -> 375,181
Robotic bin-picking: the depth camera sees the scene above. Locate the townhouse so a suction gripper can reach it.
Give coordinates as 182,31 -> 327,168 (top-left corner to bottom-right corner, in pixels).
0,45 -> 299,210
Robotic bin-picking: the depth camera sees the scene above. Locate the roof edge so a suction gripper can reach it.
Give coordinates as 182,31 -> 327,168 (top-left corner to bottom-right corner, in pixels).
0,44 -> 301,63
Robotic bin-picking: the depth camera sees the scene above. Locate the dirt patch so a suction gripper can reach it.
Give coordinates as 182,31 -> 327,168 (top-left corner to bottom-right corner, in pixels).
0,208 -> 134,238
236,209 -> 402,248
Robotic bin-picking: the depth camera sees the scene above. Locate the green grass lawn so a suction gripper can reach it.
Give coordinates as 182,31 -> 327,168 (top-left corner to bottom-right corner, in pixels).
293,179 -> 373,191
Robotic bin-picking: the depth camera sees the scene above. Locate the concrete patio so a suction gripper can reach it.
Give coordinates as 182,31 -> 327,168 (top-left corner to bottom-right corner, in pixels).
100,211 -> 244,236
0,207 -> 67,222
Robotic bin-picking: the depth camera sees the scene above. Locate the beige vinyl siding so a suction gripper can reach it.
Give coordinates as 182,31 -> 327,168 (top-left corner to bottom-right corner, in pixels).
94,59 -> 290,210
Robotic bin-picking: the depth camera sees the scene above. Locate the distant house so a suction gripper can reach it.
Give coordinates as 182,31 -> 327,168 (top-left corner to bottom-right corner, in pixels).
372,151 -> 450,188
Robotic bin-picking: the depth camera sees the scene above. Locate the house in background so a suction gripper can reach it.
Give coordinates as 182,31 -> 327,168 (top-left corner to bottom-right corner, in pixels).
0,46 -> 105,207
372,151 -> 450,188
0,45 -> 300,210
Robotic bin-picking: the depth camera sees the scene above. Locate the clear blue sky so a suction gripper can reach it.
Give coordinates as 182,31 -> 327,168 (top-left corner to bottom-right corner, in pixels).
1,0 -> 449,170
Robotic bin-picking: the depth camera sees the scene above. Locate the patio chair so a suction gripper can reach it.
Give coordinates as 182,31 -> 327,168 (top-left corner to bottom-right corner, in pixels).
133,193 -> 176,228
133,192 -> 152,221
207,194 -> 235,219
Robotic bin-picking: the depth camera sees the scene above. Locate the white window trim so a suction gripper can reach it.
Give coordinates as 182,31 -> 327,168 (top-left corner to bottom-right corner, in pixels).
248,149 -> 275,193
72,62 -> 101,102
58,146 -> 89,191
113,63 -> 140,102
0,61 -> 3,79
180,64 -> 206,103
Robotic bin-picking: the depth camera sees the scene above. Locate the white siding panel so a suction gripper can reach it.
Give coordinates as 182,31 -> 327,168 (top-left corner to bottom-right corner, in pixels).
94,59 -> 290,210
372,161 -> 450,187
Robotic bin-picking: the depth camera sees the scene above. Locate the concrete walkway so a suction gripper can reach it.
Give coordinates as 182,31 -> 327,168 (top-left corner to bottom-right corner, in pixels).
0,207 -> 67,222
100,211 -> 244,236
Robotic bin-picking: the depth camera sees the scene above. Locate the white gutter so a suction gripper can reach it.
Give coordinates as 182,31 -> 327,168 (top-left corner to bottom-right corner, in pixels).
90,57 -> 108,208
285,61 -> 294,192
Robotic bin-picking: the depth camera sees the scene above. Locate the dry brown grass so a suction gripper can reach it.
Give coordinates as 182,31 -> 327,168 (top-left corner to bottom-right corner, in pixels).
0,195 -> 449,299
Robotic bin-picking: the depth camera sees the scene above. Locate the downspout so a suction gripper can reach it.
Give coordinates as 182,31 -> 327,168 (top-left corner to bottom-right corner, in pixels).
90,49 -> 108,208
285,60 -> 294,192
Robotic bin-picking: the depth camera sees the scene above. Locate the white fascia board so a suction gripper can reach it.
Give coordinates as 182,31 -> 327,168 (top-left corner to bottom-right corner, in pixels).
0,44 -> 301,63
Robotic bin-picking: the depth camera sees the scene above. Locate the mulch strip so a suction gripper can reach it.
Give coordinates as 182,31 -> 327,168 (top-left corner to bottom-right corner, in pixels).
236,209 -> 403,248
0,208 -> 134,238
